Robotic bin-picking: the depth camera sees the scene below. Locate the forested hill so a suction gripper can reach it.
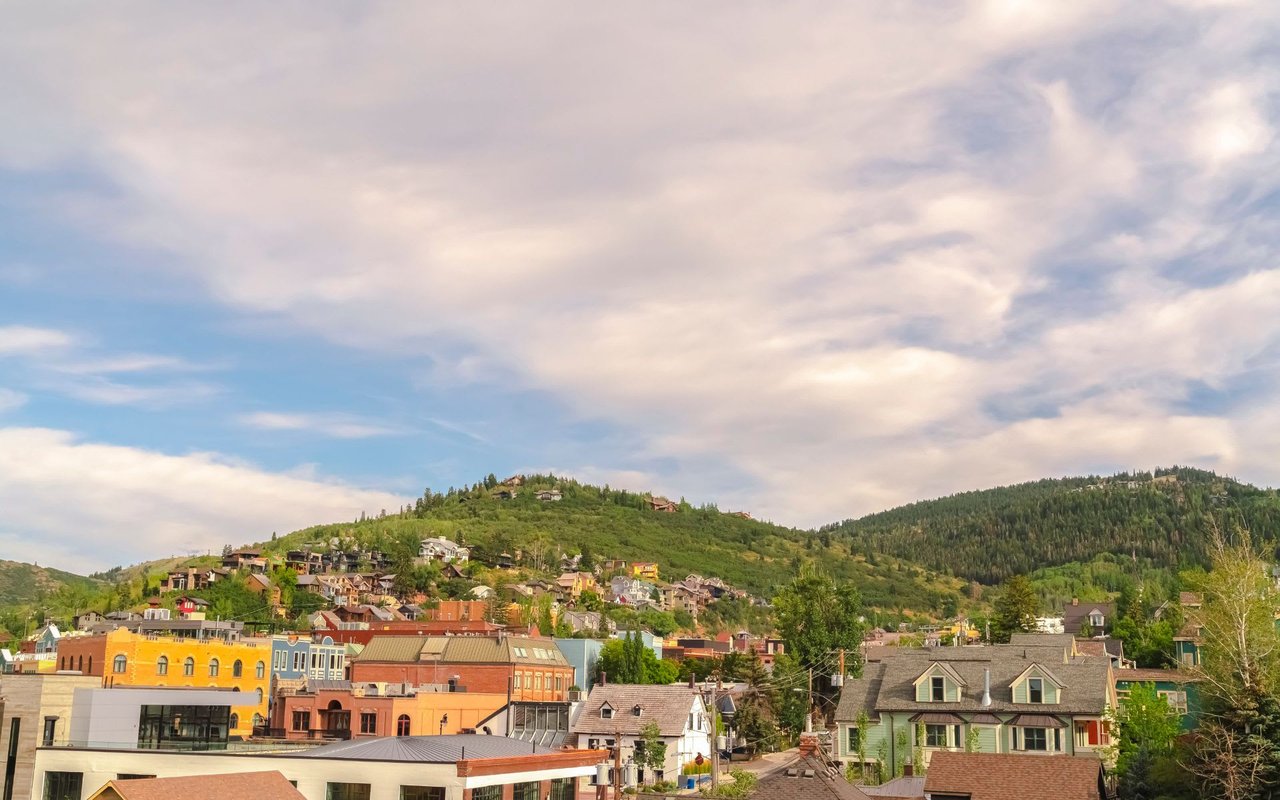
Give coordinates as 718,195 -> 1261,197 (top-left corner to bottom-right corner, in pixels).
252,475 -> 966,614
824,467 -> 1280,585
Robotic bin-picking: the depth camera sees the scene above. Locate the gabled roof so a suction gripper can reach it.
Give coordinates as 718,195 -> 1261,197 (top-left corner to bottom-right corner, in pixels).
89,771 -> 303,800
913,661 -> 967,687
834,645 -> 1111,720
1010,662 -> 1067,689
572,684 -> 703,737
923,752 -> 1104,800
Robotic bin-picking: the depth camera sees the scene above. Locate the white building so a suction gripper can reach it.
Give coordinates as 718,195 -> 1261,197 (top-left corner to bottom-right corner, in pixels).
418,537 -> 470,564
33,734 -> 602,800
570,684 -> 713,785
1035,617 -> 1065,634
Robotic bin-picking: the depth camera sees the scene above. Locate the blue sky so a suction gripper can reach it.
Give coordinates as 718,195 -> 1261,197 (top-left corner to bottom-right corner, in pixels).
2,2 -> 1280,572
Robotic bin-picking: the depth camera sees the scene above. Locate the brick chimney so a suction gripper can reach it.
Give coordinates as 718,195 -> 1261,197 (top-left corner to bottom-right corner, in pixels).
798,734 -> 820,757
903,761 -> 914,777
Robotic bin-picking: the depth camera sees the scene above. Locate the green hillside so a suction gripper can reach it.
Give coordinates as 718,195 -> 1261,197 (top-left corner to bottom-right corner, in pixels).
246,475 -> 966,617
825,466 -> 1280,591
0,560 -> 103,607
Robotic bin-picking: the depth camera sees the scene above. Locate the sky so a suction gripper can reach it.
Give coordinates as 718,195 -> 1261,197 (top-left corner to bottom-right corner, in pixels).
2,2 -> 1280,573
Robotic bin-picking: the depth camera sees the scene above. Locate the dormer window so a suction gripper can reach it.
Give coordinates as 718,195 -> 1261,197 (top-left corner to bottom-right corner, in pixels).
601,703 -> 614,719
1029,677 -> 1043,704
931,676 -> 945,702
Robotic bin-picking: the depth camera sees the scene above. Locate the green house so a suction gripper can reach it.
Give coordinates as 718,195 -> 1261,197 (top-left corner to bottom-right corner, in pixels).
835,635 -> 1114,780
1113,668 -> 1201,732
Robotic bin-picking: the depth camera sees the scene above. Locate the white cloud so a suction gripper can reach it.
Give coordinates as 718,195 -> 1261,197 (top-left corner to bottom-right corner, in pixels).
0,2 -> 1279,535
0,427 -> 407,572
238,411 -> 400,440
0,389 -> 27,413
0,325 -> 75,356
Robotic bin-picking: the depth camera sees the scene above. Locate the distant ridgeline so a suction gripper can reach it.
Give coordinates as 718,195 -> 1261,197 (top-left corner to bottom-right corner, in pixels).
824,467 -> 1280,586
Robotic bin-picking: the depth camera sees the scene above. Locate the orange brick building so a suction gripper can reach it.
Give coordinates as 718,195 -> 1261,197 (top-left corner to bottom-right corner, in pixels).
349,636 -> 575,701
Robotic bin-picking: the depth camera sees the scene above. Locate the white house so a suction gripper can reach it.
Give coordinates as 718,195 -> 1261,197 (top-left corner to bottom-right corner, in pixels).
571,684 -> 713,785
418,537 -> 470,564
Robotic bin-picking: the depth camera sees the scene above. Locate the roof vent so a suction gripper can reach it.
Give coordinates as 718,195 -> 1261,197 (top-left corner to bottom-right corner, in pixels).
785,769 -> 798,777
981,668 -> 992,708
802,770 -> 815,778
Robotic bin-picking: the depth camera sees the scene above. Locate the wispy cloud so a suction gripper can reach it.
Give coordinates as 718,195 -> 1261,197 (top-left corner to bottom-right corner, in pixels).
238,411 -> 400,440
0,2 -> 1279,531
0,325 -> 75,356
0,388 -> 27,413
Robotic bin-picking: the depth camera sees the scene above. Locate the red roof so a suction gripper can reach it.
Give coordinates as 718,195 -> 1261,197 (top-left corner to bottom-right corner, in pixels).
923,753 -> 1103,800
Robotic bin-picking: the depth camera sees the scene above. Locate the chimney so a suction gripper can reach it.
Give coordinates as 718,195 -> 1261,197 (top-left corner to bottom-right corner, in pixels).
689,673 -> 696,689
798,734 -> 820,757
600,671 -> 606,686
981,668 -> 992,707
1072,597 -> 1079,606
903,761 -> 914,777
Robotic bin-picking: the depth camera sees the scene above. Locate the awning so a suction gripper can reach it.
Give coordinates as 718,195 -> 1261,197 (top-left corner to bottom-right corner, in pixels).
909,712 -> 965,725
1010,714 -> 1066,728
967,713 -> 1002,725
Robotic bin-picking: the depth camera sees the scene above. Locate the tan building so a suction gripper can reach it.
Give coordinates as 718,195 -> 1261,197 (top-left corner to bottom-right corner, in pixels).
0,673 -> 102,800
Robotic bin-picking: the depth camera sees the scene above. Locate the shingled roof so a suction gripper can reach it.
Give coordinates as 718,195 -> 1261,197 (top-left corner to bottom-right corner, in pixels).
571,684 -> 704,737
750,752 -> 872,800
89,772 -> 303,800
923,752 -> 1105,800
835,643 -> 1112,720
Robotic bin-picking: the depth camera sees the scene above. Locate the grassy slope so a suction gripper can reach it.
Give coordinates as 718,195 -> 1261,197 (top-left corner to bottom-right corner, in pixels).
0,560 -> 104,606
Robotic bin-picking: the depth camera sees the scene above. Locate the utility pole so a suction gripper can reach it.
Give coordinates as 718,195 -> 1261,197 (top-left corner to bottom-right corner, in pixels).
612,729 -> 622,799
710,676 -> 720,789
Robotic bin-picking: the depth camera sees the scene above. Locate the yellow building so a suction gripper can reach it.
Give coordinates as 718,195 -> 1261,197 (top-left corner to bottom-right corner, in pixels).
57,628 -> 270,737
631,562 -> 659,582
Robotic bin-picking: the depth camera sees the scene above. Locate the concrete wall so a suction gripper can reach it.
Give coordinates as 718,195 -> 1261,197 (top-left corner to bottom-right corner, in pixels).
67,688 -> 238,748
0,674 -> 101,800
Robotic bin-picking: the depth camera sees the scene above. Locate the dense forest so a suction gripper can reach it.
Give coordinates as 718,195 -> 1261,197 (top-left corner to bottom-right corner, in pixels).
825,466 -> 1280,588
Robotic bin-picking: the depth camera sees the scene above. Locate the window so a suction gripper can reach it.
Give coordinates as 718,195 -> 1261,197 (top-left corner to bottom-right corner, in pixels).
360,712 -> 377,734
513,782 -> 540,800
113,654 -> 128,674
232,660 -> 243,678
184,657 -> 195,677
514,673 -> 522,690
549,778 -> 575,800
601,705 -> 613,719
293,710 -> 311,731
1028,678 -> 1043,704
556,676 -> 563,691
471,787 -> 501,800
931,675 -> 945,702
396,715 -> 411,736
847,727 -> 861,753
326,784 -> 371,800
137,705 -> 230,751
256,661 -> 266,679
156,656 -> 169,676
209,658 -> 220,677
42,717 -> 57,747
400,788 -> 445,800
1021,727 -> 1047,751
43,772 -> 82,800
1160,690 -> 1189,715
87,655 -> 92,673
925,724 -> 949,748
293,652 -> 304,671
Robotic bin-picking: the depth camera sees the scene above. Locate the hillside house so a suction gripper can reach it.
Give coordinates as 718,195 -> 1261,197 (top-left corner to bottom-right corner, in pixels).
161,568 -> 210,594
556,571 -> 597,601
221,549 -> 267,572
418,537 -> 469,564
610,576 -> 657,607
646,496 -> 678,513
535,489 -> 562,502
1114,667 -> 1200,731
834,638 -> 1115,776
571,684 -> 713,784
1062,599 -> 1113,637
631,562 -> 660,582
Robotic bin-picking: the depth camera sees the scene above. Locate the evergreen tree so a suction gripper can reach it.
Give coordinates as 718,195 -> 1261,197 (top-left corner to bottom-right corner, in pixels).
991,575 -> 1039,643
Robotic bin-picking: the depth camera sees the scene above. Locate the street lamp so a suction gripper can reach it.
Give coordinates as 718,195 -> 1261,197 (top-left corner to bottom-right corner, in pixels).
439,713 -> 448,736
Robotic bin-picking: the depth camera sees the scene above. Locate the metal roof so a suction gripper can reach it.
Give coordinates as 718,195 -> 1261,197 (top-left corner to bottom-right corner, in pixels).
298,734 -> 556,762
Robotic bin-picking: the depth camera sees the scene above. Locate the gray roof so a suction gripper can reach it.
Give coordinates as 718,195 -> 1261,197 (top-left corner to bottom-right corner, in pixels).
572,684 -> 704,737
354,636 -> 568,667
752,752 -> 872,800
835,644 -> 1112,721
299,734 -> 555,762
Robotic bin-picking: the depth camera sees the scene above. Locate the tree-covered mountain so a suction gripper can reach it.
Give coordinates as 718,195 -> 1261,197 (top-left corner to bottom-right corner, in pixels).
825,466 -> 1280,588
0,560 -> 102,607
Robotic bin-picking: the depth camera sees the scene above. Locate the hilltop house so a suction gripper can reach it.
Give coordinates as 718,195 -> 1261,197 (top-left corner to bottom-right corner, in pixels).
646,496 -> 678,513
834,636 -> 1115,776
556,572 -> 597,601
418,537 -> 470,564
571,684 -> 713,784
535,489 -> 562,502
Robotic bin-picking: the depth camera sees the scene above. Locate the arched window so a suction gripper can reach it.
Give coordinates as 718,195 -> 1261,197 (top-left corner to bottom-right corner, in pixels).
156,656 -> 169,676
397,715 -> 411,736
232,659 -> 243,678
256,660 -> 266,679
230,713 -> 239,731
184,657 -> 195,676
87,655 -> 93,673
209,658 -> 220,677
113,654 -> 127,674
77,655 -> 83,672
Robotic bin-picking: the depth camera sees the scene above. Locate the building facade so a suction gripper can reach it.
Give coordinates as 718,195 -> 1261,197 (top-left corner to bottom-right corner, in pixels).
0,674 -> 101,800
350,636 -> 574,702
